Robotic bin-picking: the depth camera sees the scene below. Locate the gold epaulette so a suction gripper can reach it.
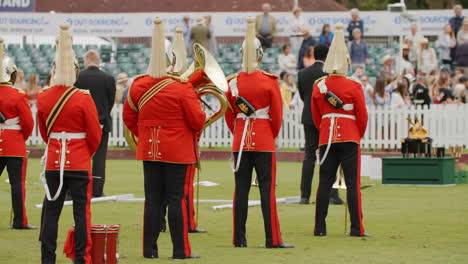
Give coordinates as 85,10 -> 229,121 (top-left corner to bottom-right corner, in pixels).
78,88 -> 90,95
226,73 -> 239,81
12,86 -> 25,94
169,74 -> 188,83
132,74 -> 147,82
346,76 -> 362,84
261,70 -> 278,79
313,75 -> 328,86
39,87 -> 50,94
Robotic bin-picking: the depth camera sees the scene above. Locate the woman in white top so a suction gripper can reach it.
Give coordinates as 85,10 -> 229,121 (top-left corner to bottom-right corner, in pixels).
361,76 -> 374,106
437,24 -> 456,65
390,82 -> 411,109
278,44 -> 297,73
417,38 -> 438,75
373,78 -> 391,106
289,7 -> 306,54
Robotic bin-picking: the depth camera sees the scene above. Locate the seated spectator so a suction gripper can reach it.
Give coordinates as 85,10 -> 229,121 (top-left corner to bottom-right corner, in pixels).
457,17 -> 468,43
278,44 -> 297,73
417,38 -> 438,75
412,73 -> 432,106
351,65 -> 365,81
391,82 -> 411,108
453,76 -> 467,103
279,72 -> 297,110
25,73 -> 41,105
319,24 -> 334,46
452,68 -> 464,84
348,28 -> 368,68
361,75 -> 374,106
115,72 -> 128,104
437,24 -> 456,65
379,55 -> 397,81
434,87 -> 454,104
401,44 -> 415,75
297,27 -> 316,69
302,46 -> 315,68
455,41 -> 468,71
373,78 -> 391,107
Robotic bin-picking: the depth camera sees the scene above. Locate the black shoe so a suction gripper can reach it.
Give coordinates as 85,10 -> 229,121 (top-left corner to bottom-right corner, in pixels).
12,224 -> 37,230
189,227 -> 207,233
314,231 -> 327,236
234,243 -> 247,247
143,250 -> 159,259
329,196 -> 345,205
266,243 -> 294,248
350,233 -> 373,237
298,198 -> 309,204
173,254 -> 200,260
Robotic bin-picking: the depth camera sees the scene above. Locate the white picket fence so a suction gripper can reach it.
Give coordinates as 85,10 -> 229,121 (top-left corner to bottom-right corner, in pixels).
26,104 -> 468,149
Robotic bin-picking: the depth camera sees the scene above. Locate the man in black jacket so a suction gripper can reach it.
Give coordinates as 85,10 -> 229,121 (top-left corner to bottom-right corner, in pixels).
297,44 -> 344,205
75,50 -> 116,197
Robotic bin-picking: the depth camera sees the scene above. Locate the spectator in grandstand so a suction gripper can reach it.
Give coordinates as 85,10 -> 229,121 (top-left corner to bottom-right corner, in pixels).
379,55 -> 397,81
25,73 -> 40,105
453,76 -> 467,103
412,73 -> 432,106
351,65 -> 365,81
348,28 -> 368,68
457,18 -> 468,43
205,15 -> 218,55
279,72 -> 297,110
390,82 -> 411,109
361,75 -> 374,106
318,24 -> 334,47
437,24 -> 456,65
182,15 -> 192,55
278,44 -> 297,73
373,78 -> 391,107
255,3 -> 277,50
405,24 -> 424,67
297,27 -> 316,70
453,68 -> 465,84
190,17 -> 211,49
75,50 -> 116,197
302,46 -> 315,68
455,41 -> 468,73
289,7 -> 306,54
450,5 -> 465,38
120,77 -> 134,104
418,38 -> 438,75
401,44 -> 415,75
433,86 -> 454,104
403,73 -> 415,94
15,69 -> 26,91
115,72 -> 128,105
347,8 -> 364,41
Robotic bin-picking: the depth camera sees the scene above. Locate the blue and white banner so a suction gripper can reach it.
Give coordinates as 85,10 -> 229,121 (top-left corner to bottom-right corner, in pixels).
0,10 -> 462,37
0,0 -> 35,12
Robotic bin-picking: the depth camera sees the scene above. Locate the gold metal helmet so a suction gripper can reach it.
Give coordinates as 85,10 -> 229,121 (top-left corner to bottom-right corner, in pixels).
323,23 -> 350,75
240,17 -> 263,74
0,38 -> 18,83
54,22 -> 77,86
147,17 -> 173,78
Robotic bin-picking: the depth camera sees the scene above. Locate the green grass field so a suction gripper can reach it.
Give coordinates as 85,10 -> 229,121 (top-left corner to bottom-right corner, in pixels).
0,159 -> 467,264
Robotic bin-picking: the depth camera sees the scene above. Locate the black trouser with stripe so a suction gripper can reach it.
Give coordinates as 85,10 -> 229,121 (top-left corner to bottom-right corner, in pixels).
40,171 -> 92,264
301,124 -> 341,200
315,142 -> 365,236
161,164 -> 198,231
92,131 -> 108,197
0,157 -> 28,228
233,151 -> 283,247
143,161 -> 192,259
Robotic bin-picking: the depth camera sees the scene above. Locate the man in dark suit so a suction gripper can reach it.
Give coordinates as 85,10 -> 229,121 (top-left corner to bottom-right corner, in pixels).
297,44 -> 344,205
75,50 -> 116,197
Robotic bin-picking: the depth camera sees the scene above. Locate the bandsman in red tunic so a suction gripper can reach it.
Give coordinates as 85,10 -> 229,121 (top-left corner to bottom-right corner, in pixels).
123,18 -> 205,259
37,23 -> 102,264
0,38 -> 35,230
311,23 -> 371,237
224,17 -> 293,249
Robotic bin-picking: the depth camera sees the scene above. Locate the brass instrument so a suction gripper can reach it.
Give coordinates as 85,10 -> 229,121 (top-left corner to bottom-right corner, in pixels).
124,43 -> 229,151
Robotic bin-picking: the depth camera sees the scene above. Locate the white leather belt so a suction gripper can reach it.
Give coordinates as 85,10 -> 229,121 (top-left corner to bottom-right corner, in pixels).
0,117 -> 21,130
232,106 -> 270,172
319,113 -> 356,165
40,131 -> 87,201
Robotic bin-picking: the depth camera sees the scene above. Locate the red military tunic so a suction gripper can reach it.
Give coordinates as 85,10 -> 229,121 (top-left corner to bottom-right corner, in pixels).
0,83 -> 34,157
225,71 -> 283,152
311,74 -> 368,147
122,74 -> 206,164
37,85 -> 102,170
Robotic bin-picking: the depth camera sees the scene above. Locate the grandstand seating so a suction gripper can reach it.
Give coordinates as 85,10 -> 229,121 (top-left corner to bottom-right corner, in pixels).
6,42 -> 441,82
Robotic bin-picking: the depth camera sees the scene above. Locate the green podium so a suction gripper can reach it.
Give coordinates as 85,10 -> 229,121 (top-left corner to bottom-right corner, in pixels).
382,157 -> 456,185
